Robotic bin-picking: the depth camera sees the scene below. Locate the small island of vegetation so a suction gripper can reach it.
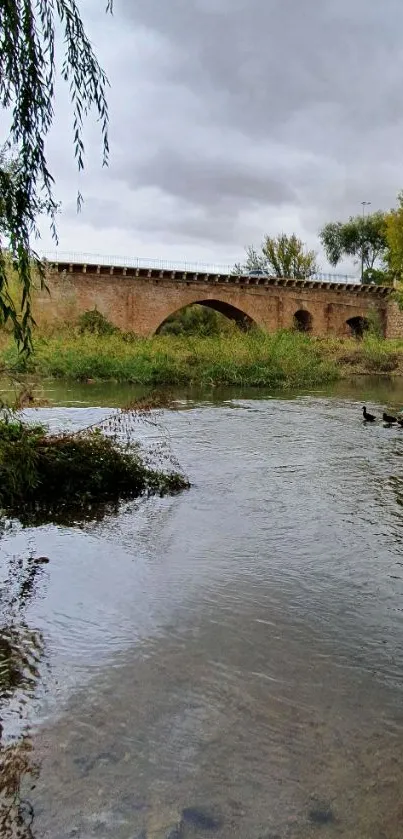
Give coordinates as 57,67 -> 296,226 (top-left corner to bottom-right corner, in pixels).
0,404 -> 189,525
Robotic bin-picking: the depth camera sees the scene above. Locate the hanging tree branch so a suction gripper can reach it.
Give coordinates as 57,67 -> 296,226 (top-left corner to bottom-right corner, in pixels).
0,0 -> 113,354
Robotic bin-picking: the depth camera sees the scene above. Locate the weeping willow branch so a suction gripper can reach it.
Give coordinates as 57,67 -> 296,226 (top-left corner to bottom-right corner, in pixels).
0,0 -> 113,354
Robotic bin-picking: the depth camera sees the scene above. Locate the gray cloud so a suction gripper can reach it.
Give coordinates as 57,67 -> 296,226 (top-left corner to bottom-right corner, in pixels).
39,0 -> 403,269
128,149 -> 296,207
121,0 -> 403,137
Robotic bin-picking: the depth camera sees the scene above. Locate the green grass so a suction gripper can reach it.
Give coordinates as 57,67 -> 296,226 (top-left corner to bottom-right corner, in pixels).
322,333 -> 403,374
0,328 -> 339,388
2,326 -> 403,388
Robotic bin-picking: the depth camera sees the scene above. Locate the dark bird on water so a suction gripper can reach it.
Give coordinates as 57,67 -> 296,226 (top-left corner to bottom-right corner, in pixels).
383,412 -> 397,424
363,406 -> 376,422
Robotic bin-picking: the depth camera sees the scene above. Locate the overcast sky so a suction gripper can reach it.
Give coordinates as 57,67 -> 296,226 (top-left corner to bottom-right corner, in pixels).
39,0 -> 403,274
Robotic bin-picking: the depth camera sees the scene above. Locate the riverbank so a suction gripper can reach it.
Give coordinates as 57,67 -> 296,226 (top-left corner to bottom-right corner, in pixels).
1,328 -> 403,387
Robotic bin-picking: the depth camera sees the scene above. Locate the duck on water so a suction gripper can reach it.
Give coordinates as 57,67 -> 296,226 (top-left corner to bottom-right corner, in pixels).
383,411 -> 398,425
362,406 -> 376,422
362,406 -> 403,426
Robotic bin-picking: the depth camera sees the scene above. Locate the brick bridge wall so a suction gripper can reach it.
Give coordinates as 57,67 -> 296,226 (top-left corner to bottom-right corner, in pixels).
33,262 -> 403,338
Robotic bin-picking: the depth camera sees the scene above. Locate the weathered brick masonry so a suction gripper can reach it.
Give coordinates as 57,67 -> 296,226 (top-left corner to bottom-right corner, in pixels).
33,262 -> 403,338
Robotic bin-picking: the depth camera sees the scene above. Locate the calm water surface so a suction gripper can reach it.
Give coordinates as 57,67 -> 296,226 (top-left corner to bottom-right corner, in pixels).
2,379 -> 403,838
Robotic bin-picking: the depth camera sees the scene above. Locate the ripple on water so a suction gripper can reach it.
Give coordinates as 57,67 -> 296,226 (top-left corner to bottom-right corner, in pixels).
3,389 -> 403,837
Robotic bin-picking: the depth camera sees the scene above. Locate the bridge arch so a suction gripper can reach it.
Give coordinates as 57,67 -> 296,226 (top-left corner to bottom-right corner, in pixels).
155,299 -> 257,334
293,309 -> 313,332
346,315 -> 369,338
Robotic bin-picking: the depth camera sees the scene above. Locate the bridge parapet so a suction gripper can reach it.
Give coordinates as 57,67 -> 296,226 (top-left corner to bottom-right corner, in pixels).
48,261 -> 392,299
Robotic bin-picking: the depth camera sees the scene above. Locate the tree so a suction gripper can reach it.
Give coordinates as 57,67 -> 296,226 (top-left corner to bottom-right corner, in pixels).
319,212 -> 388,282
0,145 -> 58,233
385,192 -> 403,283
240,233 -> 318,279
0,1 -> 113,353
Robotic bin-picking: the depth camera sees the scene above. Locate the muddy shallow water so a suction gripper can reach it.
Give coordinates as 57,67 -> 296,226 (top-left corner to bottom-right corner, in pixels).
2,379 -> 403,838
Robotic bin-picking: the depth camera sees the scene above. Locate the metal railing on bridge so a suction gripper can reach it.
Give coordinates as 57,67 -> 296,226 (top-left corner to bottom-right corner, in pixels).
40,250 -> 360,285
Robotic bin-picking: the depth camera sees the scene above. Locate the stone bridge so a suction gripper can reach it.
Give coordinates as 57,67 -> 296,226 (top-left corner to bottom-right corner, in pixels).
35,260 -> 403,338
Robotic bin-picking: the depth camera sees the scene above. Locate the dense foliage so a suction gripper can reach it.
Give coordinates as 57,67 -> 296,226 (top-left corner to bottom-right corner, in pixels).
0,418 -> 189,524
385,193 -> 403,285
319,212 -> 390,283
78,308 -> 119,336
0,327 -> 340,387
158,304 -> 234,336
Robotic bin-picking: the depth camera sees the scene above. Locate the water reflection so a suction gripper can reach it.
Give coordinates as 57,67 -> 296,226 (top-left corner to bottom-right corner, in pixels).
0,553 -> 47,839
4,372 -> 403,410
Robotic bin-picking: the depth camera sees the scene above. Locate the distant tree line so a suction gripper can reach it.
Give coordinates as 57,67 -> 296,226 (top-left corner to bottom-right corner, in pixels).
237,193 -> 403,288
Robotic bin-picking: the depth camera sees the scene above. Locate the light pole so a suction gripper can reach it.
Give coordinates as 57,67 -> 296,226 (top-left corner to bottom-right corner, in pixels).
360,201 -> 371,282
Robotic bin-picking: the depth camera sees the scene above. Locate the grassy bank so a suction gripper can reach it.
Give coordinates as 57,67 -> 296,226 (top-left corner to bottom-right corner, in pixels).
1,327 -> 403,388
0,329 -> 338,387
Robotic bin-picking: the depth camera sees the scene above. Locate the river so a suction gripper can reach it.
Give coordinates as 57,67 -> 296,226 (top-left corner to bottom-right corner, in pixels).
2,378 -> 403,838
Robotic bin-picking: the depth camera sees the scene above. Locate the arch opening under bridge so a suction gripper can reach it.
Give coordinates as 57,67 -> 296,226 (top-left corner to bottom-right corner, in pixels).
346,316 -> 370,338
155,299 -> 257,335
293,309 -> 313,333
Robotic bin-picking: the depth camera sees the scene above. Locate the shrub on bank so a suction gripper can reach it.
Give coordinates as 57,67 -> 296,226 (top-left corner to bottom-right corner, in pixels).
330,334 -> 401,374
0,417 -> 189,524
77,308 -> 119,336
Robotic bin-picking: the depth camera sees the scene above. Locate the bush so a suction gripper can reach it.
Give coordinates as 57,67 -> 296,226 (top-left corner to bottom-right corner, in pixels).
361,339 -> 399,372
78,308 -> 118,336
0,417 -> 189,524
366,308 -> 384,338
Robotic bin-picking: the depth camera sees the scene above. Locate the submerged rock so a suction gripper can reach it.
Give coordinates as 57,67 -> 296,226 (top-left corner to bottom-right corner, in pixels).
181,807 -> 223,831
308,806 -> 335,825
